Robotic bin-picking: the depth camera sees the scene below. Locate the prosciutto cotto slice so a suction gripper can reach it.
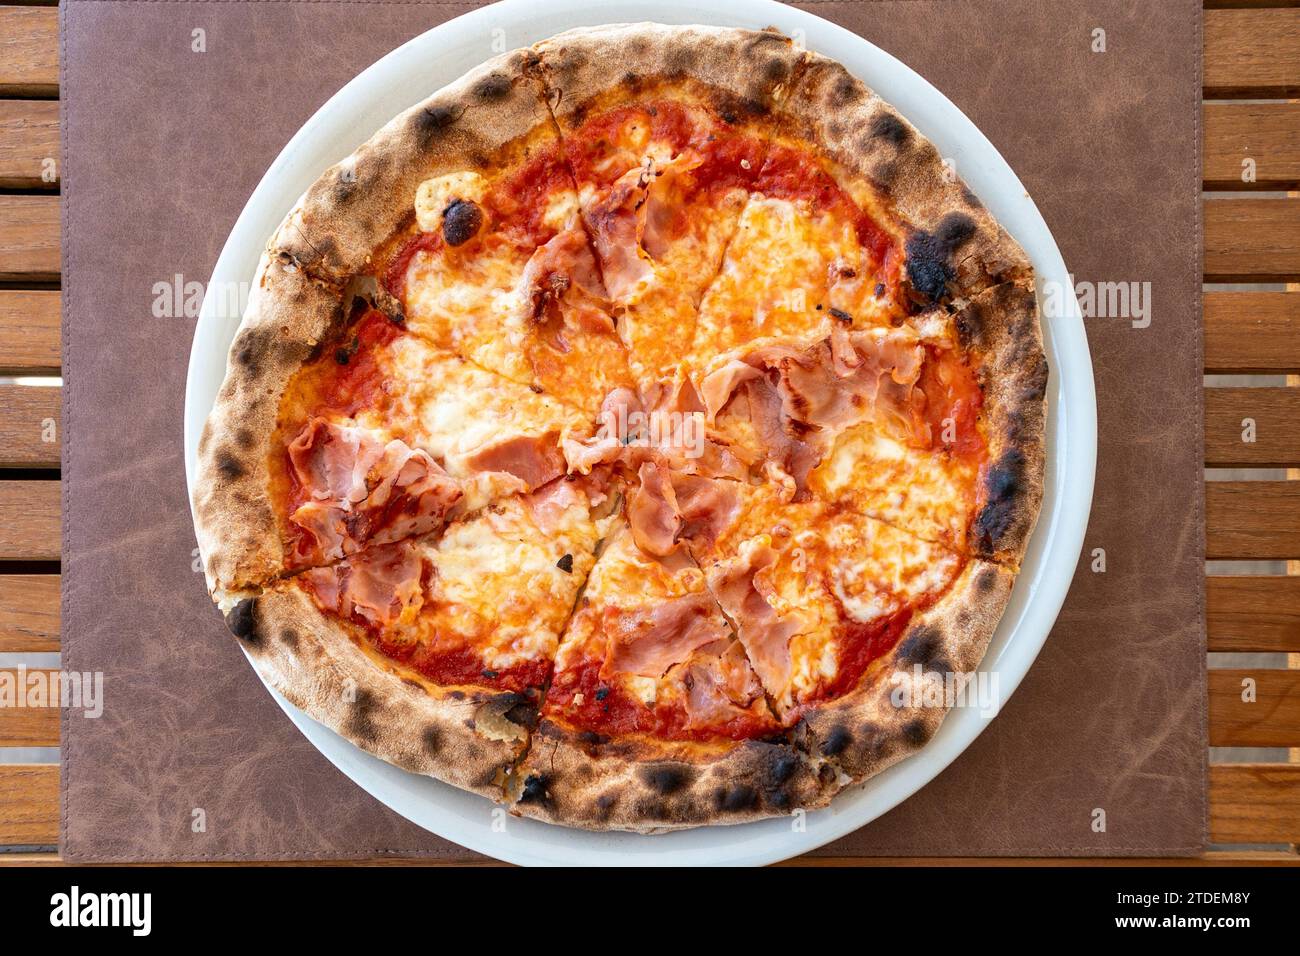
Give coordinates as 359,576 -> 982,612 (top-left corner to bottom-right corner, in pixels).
287,418 -> 462,565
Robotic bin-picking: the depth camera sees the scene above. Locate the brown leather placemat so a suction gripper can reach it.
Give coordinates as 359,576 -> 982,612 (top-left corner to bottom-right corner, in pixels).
61,0 -> 1205,861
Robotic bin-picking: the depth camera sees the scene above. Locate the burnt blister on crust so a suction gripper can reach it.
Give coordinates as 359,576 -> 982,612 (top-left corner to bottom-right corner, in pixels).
971,449 -> 1027,556
224,598 -> 258,643
640,762 -> 696,796
904,212 -> 978,309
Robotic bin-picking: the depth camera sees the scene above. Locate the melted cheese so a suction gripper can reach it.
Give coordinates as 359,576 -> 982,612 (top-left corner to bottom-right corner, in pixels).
809,422 -> 977,549
417,495 -> 600,670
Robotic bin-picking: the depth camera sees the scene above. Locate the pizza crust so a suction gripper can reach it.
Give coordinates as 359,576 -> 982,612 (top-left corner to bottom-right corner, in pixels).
800,560 -> 1016,786
535,23 -> 803,129
226,585 -> 529,801
959,280 -> 1049,568
191,254 -> 346,596
512,721 -> 836,833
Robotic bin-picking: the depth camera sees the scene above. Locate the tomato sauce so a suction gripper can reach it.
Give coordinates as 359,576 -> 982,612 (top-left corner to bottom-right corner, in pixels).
545,657 -> 778,742
369,633 -> 551,693
916,345 -> 987,464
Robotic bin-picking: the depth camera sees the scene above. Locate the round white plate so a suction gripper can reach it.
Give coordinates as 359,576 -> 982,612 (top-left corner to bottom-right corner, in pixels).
184,0 -> 1095,866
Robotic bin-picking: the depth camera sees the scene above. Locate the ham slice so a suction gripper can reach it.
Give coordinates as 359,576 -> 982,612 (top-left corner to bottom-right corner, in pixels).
627,460 -> 680,557
707,543 -> 806,694
627,461 -> 741,557
603,592 -> 730,679
302,540 -> 425,628
698,331 -> 927,496
681,639 -> 766,729
515,228 -> 617,348
287,419 -> 462,563
464,432 -> 565,492
587,165 -> 654,300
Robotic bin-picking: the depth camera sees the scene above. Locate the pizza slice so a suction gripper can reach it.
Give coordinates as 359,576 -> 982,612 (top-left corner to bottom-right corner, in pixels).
223,476 -> 612,801
534,25 -> 804,390
513,522 -> 831,830
193,258 -> 595,596
270,47 -> 633,419
692,283 -> 1046,564
685,136 -> 908,369
686,480 -> 954,717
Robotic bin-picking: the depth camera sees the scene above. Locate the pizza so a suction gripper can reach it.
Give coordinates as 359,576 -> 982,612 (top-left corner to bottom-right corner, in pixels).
192,23 -> 1047,832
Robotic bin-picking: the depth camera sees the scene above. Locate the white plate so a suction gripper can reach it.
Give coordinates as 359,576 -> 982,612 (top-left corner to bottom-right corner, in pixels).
184,0 -> 1095,866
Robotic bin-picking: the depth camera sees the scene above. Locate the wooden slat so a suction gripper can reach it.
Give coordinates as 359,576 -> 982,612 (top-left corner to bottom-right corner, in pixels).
1210,764 -> 1300,845
1206,482 -> 1300,559
1205,8 -> 1300,97
1204,292 -> 1300,374
0,289 -> 60,372
0,668 -> 58,745
0,573 -> 57,651
0,7 -> 58,98
1204,103 -> 1300,191
1210,669 -> 1300,748
0,480 -> 58,561
0,383 -> 58,468
1204,388 -> 1300,468
1204,199 -> 1300,282
0,98 -> 57,188
1208,576 -> 1300,653
0,764 -> 57,845
0,194 -> 58,281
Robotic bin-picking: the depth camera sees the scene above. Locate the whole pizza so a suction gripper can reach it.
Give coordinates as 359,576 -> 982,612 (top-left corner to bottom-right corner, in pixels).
193,24 -> 1046,832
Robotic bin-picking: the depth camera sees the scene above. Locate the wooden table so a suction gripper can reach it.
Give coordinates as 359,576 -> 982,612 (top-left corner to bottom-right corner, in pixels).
0,2 -> 1297,866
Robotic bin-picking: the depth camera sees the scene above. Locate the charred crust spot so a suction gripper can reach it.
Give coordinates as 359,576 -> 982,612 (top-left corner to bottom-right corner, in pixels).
215,450 -> 245,481
828,307 -> 853,324
224,598 -> 258,643
235,428 -> 254,450
577,729 -> 609,747
232,327 -> 267,373
346,689 -> 379,742
595,792 -> 617,810
278,628 -> 299,650
820,724 -> 852,757
937,212 -> 978,248
904,214 -> 978,309
473,72 -> 513,102
903,718 -> 930,746
448,689 -> 466,701
972,450 -> 1025,553
442,199 -> 483,247
897,626 -> 943,668
411,104 -> 462,145
976,566 -> 999,594
519,773 -> 549,805
715,783 -> 758,813
767,752 -> 798,785
760,55 -> 789,87
640,763 -> 694,796
828,73 -> 856,108
422,726 -> 441,756
961,184 -> 983,209
870,112 -> 911,148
